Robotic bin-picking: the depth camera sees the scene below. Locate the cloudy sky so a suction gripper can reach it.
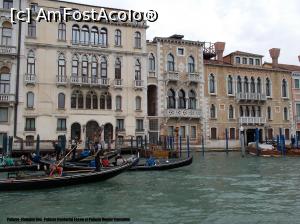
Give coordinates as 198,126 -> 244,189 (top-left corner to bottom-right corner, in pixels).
62,0 -> 300,64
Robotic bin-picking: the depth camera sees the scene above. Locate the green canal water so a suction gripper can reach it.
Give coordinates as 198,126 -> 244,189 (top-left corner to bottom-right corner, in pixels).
1,152 -> 300,224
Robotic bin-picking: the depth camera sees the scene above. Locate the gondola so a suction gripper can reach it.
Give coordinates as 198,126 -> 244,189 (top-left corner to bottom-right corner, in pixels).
0,158 -> 136,191
40,155 -> 139,172
129,156 -> 193,171
0,164 -> 38,172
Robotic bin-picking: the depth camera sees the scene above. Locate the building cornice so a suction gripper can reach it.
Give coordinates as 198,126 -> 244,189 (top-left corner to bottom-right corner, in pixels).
24,42 -> 148,56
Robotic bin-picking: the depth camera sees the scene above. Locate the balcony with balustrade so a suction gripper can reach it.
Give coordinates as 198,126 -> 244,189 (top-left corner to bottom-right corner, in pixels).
114,79 -> 123,89
0,45 -> 17,56
24,74 -> 36,85
165,109 -> 202,119
134,80 -> 144,90
165,71 -> 179,84
0,94 -> 15,104
56,75 -> 68,86
239,117 -> 266,125
236,92 -> 267,102
70,76 -> 110,88
187,73 -> 201,84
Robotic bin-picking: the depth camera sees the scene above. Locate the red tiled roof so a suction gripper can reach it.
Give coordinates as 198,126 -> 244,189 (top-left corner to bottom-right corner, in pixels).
224,51 -> 264,58
264,62 -> 300,72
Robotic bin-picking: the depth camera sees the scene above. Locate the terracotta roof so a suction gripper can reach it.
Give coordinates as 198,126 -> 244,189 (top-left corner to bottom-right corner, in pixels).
204,60 -> 232,65
224,51 -> 264,58
204,60 -> 290,73
264,62 -> 300,72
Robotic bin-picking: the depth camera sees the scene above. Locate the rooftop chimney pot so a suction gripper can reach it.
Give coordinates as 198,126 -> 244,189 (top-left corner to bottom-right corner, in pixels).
269,48 -> 280,67
215,42 -> 225,62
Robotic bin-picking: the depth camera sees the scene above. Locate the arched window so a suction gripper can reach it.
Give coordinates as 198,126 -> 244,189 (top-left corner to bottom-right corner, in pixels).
115,29 -> 121,46
237,76 -> 242,93
2,22 -> 12,46
211,128 -> 217,140
58,93 -> 65,109
72,55 -> 79,78
167,89 -> 176,109
284,107 -> 288,120
85,91 -> 98,109
90,27 -> 98,45
72,25 -> 80,44
209,74 -> 215,93
116,95 -> 122,111
228,75 -> 233,94
58,22 -> 66,41
167,54 -> 175,72
240,106 -> 243,117
210,104 -> 216,118
282,79 -> 287,97
244,77 -> 249,93
250,77 -> 255,93
257,77 -> 261,93
135,96 -> 141,110
134,31 -> 141,48
267,106 -> 272,120
26,92 -> 34,108
100,28 -> 107,46
92,94 -> 98,109
100,56 -> 107,78
71,90 -> 83,109
82,55 -> 88,83
257,106 -> 261,117
135,59 -> 141,80
27,50 -> 35,75
229,105 -> 234,119
58,54 -> 65,80
28,20 -> 36,37
86,92 -> 91,109
0,67 -> 10,94
106,93 -> 112,109
266,78 -> 271,96
81,25 -> 89,45
100,94 -> 105,109
115,58 -> 121,79
149,53 -> 155,72
178,90 -> 186,109
188,90 -> 196,109
188,56 -> 195,73
91,56 -> 98,83
251,106 -> 255,117
245,106 -> 250,117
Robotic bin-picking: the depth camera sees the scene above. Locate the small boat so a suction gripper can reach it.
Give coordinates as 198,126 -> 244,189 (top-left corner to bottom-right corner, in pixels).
247,142 -> 300,157
129,156 -> 193,171
0,159 -> 135,191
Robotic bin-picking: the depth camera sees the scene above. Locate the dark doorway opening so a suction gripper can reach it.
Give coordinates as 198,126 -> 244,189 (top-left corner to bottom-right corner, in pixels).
147,85 -> 157,116
71,123 -> 81,140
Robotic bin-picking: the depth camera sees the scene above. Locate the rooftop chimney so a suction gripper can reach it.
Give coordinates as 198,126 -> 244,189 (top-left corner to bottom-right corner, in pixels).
298,55 -> 300,63
214,42 -> 225,62
269,48 -> 280,67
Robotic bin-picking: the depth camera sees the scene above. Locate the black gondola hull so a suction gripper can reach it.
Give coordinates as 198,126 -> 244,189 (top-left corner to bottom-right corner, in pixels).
0,162 -> 132,191
129,156 -> 193,171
